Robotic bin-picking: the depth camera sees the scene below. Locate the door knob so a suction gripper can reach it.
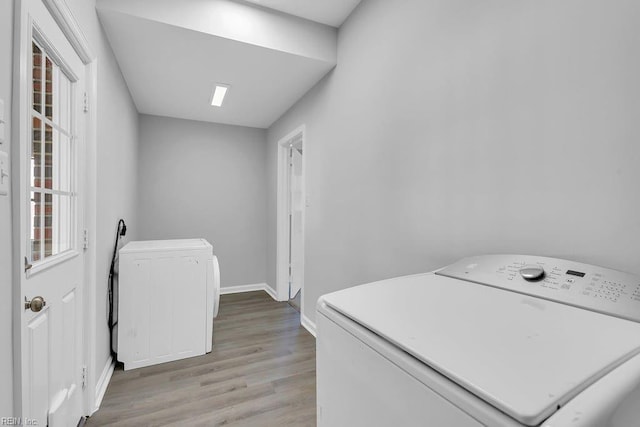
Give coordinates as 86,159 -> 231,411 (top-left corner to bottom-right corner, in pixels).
25,296 -> 46,312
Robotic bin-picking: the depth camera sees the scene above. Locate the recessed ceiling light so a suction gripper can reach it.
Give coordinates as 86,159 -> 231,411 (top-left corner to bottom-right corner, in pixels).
211,84 -> 230,107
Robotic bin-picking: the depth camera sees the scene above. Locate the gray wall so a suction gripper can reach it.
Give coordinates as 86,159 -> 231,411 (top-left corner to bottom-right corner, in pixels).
138,115 -> 267,287
267,0 -> 640,324
67,0 -> 140,391
0,0 -> 14,415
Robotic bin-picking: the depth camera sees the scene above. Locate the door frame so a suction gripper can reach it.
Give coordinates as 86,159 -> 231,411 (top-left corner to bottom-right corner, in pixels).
11,0 -> 98,417
276,125 -> 306,308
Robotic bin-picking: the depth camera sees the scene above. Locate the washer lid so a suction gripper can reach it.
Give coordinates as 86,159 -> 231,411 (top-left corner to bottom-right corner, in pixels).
120,238 -> 212,253
321,273 -> 640,426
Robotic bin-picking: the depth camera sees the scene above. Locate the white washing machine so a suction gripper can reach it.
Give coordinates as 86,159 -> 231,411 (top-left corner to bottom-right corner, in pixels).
316,255 -> 640,426
118,239 -> 220,370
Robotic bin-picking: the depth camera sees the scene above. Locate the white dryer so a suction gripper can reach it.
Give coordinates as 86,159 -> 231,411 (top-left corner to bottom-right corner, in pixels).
316,255 -> 640,426
118,239 -> 220,370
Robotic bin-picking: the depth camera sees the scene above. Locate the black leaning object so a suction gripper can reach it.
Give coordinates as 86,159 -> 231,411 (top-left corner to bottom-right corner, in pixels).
108,219 -> 127,359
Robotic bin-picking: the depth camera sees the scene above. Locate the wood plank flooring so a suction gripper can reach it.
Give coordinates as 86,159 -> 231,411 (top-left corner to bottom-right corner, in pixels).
87,291 -> 317,426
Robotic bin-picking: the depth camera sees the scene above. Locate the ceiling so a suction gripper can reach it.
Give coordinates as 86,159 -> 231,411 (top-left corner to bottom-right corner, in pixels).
96,0 -> 361,129
240,0 -> 361,27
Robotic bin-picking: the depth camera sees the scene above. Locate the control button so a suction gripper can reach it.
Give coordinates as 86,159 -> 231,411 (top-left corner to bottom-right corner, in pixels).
566,278 -> 575,284
520,265 -> 545,281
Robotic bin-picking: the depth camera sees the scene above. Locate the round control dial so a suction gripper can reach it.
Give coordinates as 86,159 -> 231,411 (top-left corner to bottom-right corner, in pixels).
520,265 -> 545,281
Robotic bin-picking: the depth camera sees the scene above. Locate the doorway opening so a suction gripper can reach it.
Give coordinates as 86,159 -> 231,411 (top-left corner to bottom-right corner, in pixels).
287,140 -> 303,312
276,126 -> 305,316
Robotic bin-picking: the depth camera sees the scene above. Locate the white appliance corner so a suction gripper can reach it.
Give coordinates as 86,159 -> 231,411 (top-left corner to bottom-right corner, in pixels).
301,312 -> 317,338
93,356 -> 114,414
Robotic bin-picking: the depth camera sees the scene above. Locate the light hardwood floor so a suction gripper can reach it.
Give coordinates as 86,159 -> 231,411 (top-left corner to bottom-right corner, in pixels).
87,291 -> 317,426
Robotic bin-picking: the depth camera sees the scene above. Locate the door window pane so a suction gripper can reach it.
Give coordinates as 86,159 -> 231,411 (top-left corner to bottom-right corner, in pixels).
32,43 -> 42,113
30,191 -> 42,262
44,193 -> 52,257
29,37 -> 76,264
51,194 -> 72,255
54,69 -> 71,131
54,133 -> 71,192
45,57 -> 53,120
44,124 -> 53,190
31,117 -> 42,188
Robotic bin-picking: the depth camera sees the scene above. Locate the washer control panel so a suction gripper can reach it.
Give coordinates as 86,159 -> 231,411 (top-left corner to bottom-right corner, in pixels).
436,254 -> 640,323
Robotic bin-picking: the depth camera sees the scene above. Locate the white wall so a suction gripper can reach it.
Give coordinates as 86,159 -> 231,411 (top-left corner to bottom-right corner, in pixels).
0,0 -> 14,416
65,0 -> 140,390
138,115 -> 267,287
267,0 -> 640,324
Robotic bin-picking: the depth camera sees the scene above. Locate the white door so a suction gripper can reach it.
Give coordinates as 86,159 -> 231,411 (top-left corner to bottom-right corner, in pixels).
289,145 -> 304,299
17,0 -> 86,425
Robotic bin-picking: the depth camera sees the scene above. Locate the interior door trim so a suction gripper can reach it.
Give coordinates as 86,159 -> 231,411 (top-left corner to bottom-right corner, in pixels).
41,0 -> 94,64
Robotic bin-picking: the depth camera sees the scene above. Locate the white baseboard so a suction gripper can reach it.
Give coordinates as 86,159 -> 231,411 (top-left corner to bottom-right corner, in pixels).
263,284 -> 278,301
220,283 -> 267,294
93,356 -> 115,413
301,313 -> 317,338
221,283 -> 278,301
